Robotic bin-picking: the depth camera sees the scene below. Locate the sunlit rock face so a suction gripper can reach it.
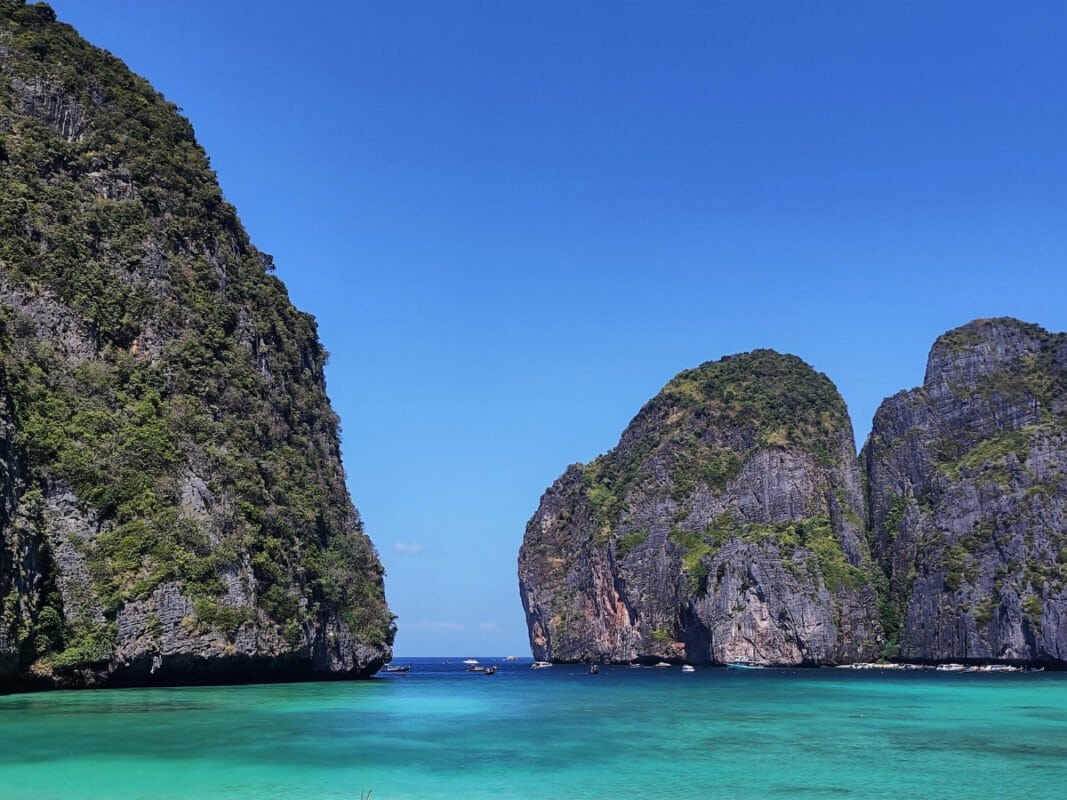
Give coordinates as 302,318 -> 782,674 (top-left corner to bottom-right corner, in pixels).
519,350 -> 884,665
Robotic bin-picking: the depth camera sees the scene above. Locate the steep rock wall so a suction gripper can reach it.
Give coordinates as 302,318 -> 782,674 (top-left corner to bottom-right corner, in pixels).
864,318 -> 1067,665
0,1 -> 392,690
519,351 -> 884,665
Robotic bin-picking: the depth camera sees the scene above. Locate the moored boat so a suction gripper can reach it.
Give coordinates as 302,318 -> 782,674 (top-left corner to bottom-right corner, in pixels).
531,661 -> 553,670
727,658 -> 766,670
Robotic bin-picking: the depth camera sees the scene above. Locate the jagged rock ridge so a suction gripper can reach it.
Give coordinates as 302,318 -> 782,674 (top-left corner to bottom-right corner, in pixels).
521,319 -> 1067,669
864,318 -> 1067,665
0,1 -> 392,690
519,350 -> 885,665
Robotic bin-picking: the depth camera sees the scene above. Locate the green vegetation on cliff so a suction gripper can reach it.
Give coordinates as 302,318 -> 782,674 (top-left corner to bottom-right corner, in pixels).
0,1 -> 392,675
661,350 -> 850,461
669,515 -> 868,594
581,350 -> 850,525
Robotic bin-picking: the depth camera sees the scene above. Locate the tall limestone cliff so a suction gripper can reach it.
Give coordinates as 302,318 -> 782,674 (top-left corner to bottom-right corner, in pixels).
0,1 -> 393,689
864,318 -> 1067,666
519,350 -> 884,665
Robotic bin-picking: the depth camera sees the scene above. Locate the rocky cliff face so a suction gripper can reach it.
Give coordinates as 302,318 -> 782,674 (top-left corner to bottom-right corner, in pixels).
0,1 -> 392,690
519,351 -> 884,665
864,318 -> 1067,666
0,367 -> 24,678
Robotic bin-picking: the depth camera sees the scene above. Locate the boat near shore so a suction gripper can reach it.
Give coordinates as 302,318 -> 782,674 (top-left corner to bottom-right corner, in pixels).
837,661 -> 1030,672
727,658 -> 766,670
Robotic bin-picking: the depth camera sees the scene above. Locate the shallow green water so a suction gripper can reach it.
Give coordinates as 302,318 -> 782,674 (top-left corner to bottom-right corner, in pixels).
1,660 -> 1065,799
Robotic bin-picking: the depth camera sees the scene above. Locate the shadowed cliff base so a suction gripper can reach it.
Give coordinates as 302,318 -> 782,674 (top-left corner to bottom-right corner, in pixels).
1,647 -> 390,695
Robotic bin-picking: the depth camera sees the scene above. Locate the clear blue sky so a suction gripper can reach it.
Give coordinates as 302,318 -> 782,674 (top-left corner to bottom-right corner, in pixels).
47,1 -> 1067,656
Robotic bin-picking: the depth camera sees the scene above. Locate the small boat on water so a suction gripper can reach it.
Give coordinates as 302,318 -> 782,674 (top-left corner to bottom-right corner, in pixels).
463,659 -> 479,665
382,664 -> 411,673
484,666 -> 497,675
681,665 -> 695,673
531,661 -> 553,670
727,658 -> 765,670
505,656 -> 518,661
936,663 -> 966,672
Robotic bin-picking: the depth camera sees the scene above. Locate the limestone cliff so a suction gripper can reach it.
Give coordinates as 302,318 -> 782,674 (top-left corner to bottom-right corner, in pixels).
519,350 -> 884,665
864,318 -> 1067,666
0,1 -> 393,690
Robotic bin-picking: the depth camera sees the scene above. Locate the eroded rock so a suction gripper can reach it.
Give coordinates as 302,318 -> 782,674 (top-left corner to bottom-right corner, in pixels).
519,350 -> 884,665
864,318 -> 1067,666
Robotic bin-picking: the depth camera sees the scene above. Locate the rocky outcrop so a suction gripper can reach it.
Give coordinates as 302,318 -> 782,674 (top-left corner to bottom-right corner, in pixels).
0,2 -> 392,690
519,351 -> 884,665
864,318 -> 1067,666
521,320 -> 1067,668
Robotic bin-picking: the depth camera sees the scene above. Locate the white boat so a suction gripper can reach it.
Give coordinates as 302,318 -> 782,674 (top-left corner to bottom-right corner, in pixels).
505,655 -> 518,661
727,658 -> 765,670
531,661 -> 553,670
936,663 -> 965,672
681,665 -> 695,673
463,659 -> 479,665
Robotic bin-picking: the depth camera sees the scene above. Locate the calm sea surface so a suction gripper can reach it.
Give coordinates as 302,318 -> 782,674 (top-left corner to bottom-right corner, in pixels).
1,658 -> 1065,799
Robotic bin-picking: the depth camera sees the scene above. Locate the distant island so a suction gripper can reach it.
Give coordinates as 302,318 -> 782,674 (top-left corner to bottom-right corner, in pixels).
520,318 -> 1067,668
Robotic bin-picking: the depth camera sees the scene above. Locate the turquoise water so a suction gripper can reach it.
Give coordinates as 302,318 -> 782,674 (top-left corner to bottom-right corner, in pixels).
1,659 -> 1065,799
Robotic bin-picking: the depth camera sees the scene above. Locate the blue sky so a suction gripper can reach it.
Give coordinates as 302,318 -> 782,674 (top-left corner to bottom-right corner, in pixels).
47,1 -> 1067,656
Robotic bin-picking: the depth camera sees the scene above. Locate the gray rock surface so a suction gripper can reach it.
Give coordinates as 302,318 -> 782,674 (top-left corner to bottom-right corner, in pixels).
864,318 -> 1067,665
0,3 -> 392,690
519,351 -> 884,665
